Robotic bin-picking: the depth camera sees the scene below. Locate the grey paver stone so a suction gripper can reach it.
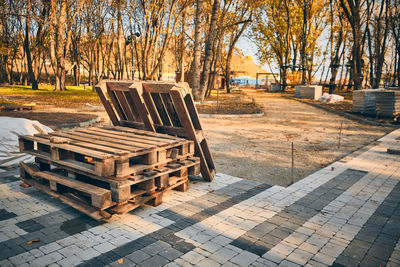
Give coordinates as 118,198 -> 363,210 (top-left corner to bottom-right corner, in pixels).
210,247 -> 239,264
93,242 -> 117,253
211,236 -> 233,246
58,244 -> 82,257
29,248 -> 45,258
142,241 -> 171,256
165,262 -> 181,267
109,235 -> 130,246
230,250 -> 259,266
199,240 -> 222,253
39,242 -> 63,254
262,250 -> 285,264
252,258 -> 278,267
181,251 -> 205,264
298,242 -> 319,254
57,256 -> 83,267
221,261 -> 240,267
197,258 -> 221,267
9,251 -> 35,265
312,252 -> 335,266
30,252 -> 64,267
0,259 -> 13,267
126,250 -> 151,264
138,254 -> 169,266
174,257 -> 194,267
278,259 -> 302,267
159,247 -> 183,260
77,248 -> 101,261
286,249 -> 313,265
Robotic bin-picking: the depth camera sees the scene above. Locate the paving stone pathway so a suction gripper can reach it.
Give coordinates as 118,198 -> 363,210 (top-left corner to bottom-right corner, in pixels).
0,129 -> 400,267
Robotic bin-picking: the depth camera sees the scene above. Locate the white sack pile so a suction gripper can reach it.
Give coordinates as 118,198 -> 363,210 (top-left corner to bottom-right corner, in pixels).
319,93 -> 344,103
0,117 -> 53,167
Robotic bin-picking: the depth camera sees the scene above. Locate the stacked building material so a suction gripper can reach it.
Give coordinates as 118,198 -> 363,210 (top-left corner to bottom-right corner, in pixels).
352,89 -> 384,115
19,125 -> 200,220
295,85 -> 322,100
375,90 -> 400,117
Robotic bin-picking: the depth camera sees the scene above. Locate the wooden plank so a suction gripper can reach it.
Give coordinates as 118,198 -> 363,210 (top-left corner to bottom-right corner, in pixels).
123,90 -> 142,122
20,135 -> 112,159
82,128 -> 174,146
76,129 -> 160,147
106,125 -> 183,141
110,177 -> 188,214
184,93 -> 203,130
128,86 -> 156,132
142,82 -> 176,94
37,134 -> 132,155
54,130 -> 151,150
35,171 -> 113,209
106,81 -> 134,92
49,132 -> 146,153
107,87 -> 127,120
114,90 -> 137,121
170,89 -> 215,181
142,92 -> 163,125
98,127 -> 179,144
20,162 -> 115,213
121,120 -> 188,137
161,93 -> 182,127
95,82 -> 119,126
151,93 -> 173,126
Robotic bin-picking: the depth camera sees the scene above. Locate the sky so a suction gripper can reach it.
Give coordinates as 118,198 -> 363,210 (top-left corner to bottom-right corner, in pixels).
235,31 -> 331,80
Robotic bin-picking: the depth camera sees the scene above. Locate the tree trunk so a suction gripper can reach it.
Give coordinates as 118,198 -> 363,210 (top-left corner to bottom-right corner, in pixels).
24,0 -> 39,90
199,0 -> 221,101
192,0 -> 203,100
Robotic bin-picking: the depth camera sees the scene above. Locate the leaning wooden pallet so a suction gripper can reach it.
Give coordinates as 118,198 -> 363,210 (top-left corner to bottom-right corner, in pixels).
95,80 -> 216,181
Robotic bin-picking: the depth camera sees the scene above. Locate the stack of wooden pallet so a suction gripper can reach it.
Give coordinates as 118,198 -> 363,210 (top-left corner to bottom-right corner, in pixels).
19,126 -> 200,220
375,90 -> 400,117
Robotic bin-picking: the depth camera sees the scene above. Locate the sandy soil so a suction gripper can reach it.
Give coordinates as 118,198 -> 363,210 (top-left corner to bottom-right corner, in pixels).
200,89 -> 392,186
1,89 -> 392,186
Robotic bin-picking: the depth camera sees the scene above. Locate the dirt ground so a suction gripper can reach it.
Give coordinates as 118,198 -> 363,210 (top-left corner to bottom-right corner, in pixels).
0,88 -> 393,186
0,110 -> 98,128
200,89 -> 392,186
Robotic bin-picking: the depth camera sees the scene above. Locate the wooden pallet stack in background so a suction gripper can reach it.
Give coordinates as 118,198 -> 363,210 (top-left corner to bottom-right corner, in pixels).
19,126 -> 200,220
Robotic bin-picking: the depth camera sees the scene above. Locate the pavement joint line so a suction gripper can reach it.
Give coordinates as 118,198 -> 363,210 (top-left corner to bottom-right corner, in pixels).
227,169 -> 367,256
332,180 -> 400,266
76,182 -> 272,267
1,125 -> 400,266
0,176 -> 251,263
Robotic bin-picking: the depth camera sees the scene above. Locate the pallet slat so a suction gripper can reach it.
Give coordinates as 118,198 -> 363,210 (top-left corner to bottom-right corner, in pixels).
95,80 -> 216,181
19,126 -> 194,178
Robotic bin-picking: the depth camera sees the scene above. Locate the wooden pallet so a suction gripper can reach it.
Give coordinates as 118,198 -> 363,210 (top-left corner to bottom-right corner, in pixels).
20,162 -> 192,221
19,126 -> 194,179
95,80 -> 216,181
34,156 -> 200,202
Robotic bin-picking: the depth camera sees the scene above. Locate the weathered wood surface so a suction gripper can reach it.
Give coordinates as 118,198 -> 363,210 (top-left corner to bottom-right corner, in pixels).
95,80 -> 216,181
20,161 -> 192,221
19,126 -> 194,178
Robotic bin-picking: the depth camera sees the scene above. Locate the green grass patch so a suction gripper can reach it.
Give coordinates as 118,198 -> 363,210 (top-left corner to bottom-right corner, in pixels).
0,84 -> 101,107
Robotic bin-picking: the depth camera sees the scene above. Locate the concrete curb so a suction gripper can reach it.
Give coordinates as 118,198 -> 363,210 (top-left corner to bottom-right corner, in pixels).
199,112 -> 265,118
285,96 -> 398,128
55,116 -> 102,129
